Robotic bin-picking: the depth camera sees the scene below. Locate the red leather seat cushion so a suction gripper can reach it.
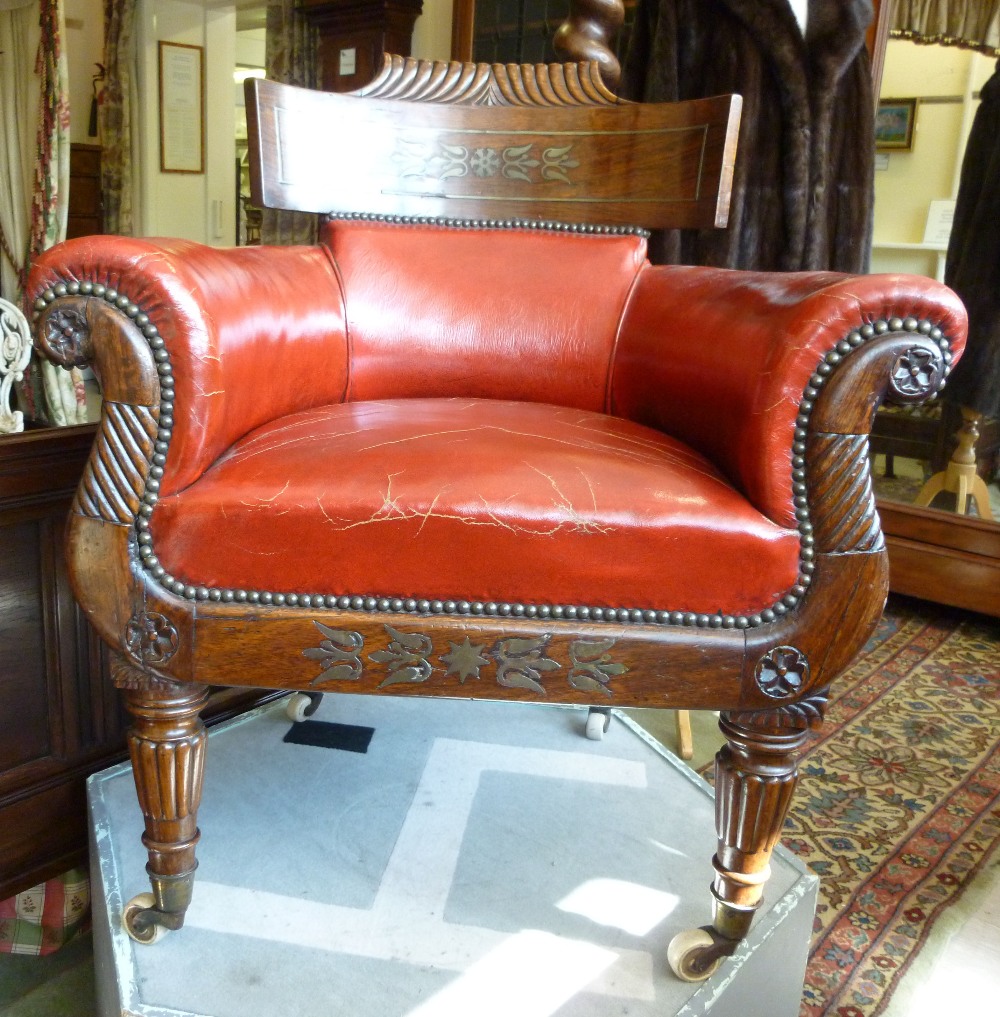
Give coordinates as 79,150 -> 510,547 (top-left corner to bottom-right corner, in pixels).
150,399 -> 801,614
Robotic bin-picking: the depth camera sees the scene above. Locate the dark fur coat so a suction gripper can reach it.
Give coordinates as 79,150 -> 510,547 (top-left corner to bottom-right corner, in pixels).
621,0 -> 875,272
943,60 -> 1000,420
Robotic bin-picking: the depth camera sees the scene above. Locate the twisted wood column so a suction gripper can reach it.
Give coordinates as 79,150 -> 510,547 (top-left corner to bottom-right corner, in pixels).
553,0 -> 625,91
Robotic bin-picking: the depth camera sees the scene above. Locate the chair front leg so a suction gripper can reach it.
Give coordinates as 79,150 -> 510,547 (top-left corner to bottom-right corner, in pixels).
112,655 -> 208,943
668,707 -> 810,980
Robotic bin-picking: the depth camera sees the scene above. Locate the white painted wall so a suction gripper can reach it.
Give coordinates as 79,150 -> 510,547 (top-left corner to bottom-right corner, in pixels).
871,39 -> 995,277
135,0 -> 236,244
411,0 -> 453,61
63,0 -> 105,144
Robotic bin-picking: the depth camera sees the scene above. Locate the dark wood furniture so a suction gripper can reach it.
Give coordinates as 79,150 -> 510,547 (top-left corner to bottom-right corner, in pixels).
26,11 -> 967,986
0,426 -> 276,899
67,144 -> 103,240
300,0 -> 424,92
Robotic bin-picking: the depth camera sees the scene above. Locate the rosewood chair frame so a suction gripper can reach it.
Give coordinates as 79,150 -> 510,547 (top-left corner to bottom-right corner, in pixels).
29,51 -> 966,984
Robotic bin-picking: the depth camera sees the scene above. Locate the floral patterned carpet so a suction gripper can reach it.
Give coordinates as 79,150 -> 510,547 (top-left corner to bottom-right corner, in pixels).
782,597 -> 1000,1016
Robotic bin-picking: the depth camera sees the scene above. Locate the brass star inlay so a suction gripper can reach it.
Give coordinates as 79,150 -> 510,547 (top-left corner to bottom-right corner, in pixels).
441,637 -> 490,683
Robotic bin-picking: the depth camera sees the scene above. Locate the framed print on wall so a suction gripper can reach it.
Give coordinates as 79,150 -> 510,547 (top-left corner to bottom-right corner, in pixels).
875,97 -> 917,151
159,41 -> 205,174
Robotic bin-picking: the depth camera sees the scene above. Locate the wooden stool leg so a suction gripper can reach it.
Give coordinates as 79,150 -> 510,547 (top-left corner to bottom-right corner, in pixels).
667,708 -> 809,980
675,709 -> 694,760
118,668 -> 208,943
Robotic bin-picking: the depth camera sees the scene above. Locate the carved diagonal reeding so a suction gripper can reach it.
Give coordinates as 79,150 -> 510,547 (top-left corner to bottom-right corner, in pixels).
74,402 -> 159,524
807,433 -> 883,553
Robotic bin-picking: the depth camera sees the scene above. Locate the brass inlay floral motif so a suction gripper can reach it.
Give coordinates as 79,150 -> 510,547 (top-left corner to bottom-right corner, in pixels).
303,623 -> 364,683
567,638 -> 629,697
302,624 -> 629,696
371,625 -> 434,688
492,636 -> 560,694
395,140 -> 578,185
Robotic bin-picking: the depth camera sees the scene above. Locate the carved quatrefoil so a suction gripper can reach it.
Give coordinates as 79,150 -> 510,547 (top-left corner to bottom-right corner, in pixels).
124,611 -> 179,665
755,645 -> 810,699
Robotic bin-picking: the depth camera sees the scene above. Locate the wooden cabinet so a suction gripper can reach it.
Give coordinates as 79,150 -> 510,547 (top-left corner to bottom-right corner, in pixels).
301,0 -> 423,92
0,426 -> 273,899
67,144 -> 103,240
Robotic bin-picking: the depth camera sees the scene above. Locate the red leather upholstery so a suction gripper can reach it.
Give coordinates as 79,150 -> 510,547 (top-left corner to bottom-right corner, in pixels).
30,236 -> 347,496
149,398 -> 801,612
613,266 -> 969,526
324,219 -> 645,410
32,223 -> 968,616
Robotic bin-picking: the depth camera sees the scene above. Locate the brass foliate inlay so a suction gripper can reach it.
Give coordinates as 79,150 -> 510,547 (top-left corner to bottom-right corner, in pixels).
568,638 -> 629,697
371,625 -> 435,688
303,623 -> 364,682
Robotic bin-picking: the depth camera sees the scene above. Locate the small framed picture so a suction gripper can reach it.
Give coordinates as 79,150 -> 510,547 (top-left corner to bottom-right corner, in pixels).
875,98 -> 918,152
158,41 -> 205,174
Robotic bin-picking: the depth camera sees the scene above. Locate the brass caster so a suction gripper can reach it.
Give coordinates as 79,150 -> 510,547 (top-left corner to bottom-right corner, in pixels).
123,892 -> 170,945
667,927 -> 733,982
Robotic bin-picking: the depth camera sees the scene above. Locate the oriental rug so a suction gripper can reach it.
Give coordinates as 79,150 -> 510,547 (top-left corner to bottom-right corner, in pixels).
780,596 -> 1000,1017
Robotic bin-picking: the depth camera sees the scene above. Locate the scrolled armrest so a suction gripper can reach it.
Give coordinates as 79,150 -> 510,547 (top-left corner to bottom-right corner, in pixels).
29,236 -> 346,495
613,265 -> 968,528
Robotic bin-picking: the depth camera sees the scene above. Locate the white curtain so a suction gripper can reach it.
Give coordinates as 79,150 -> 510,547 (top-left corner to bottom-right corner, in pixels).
0,0 -> 38,302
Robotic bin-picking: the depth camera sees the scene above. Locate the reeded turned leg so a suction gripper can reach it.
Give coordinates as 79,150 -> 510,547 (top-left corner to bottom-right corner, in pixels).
668,709 -> 809,981
117,666 -> 208,944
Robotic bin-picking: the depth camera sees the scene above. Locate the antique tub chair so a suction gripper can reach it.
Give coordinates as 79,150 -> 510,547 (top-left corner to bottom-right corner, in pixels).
29,56 -> 966,982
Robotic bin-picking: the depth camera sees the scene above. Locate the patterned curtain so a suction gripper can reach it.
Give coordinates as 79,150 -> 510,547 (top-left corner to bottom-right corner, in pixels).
0,0 -> 84,425
892,0 -> 1000,54
261,0 -> 319,245
99,0 -> 137,235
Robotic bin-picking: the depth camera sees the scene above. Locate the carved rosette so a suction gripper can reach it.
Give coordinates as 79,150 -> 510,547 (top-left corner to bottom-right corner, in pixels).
125,611 -> 180,666
889,346 -> 943,400
38,304 -> 92,368
754,645 -> 809,699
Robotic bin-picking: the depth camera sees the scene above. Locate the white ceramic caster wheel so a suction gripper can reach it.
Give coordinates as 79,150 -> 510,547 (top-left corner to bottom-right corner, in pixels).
585,711 -> 608,741
667,928 -> 722,982
123,892 -> 168,945
286,693 -> 313,723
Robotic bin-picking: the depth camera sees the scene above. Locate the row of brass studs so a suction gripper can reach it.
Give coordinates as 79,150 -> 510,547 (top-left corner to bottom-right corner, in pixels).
34,250 -> 953,630
326,211 -> 651,237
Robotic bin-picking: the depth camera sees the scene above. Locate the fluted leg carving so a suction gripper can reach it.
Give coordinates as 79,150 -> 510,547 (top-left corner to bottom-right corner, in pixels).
710,712 -> 809,938
118,661 -> 208,939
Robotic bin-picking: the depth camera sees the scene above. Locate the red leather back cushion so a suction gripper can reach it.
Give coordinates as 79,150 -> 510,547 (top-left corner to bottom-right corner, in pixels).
323,220 -> 647,412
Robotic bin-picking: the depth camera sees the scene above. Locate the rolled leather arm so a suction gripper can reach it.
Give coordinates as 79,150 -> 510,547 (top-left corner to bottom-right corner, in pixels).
613,265 -> 968,528
30,236 -> 347,496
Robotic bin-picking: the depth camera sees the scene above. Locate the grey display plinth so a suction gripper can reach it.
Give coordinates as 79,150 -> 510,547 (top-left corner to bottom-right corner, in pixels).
89,695 -> 817,1017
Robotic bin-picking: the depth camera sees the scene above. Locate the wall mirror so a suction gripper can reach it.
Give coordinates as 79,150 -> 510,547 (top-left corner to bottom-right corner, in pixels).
868,22 -> 1000,617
